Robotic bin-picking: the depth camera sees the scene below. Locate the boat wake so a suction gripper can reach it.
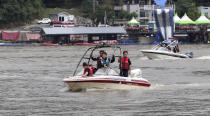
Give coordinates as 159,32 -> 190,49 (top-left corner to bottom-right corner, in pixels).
150,83 -> 210,90
196,55 -> 210,60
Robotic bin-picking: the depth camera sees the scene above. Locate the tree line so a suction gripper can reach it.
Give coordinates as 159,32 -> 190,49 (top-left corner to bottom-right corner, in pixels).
175,0 -> 210,21
0,0 -> 209,28
0,0 -> 43,27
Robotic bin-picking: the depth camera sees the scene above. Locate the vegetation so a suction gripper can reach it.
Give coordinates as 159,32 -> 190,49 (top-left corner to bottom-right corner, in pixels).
175,0 -> 201,20
0,0 -> 43,27
0,0 -> 209,28
43,0 -> 83,8
194,0 -> 210,7
81,0 -> 137,24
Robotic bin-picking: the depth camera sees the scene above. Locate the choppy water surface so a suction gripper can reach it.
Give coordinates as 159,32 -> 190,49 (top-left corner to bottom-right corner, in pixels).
0,45 -> 210,116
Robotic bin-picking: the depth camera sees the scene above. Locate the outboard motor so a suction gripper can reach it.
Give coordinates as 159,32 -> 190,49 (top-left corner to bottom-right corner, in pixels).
185,52 -> 193,58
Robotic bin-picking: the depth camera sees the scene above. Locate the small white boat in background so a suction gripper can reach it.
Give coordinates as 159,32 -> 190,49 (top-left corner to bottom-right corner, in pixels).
141,38 -> 193,60
63,44 -> 151,91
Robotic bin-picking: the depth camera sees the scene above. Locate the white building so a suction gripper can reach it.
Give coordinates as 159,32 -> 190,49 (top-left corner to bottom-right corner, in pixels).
198,6 -> 210,18
114,0 -> 175,24
49,12 -> 76,23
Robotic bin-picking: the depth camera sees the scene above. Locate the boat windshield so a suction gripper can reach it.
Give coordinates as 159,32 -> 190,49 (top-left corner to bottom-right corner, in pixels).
76,68 -> 119,76
95,68 -> 119,76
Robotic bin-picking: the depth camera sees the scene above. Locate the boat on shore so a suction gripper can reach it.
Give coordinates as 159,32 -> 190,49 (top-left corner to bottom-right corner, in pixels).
63,44 -> 151,91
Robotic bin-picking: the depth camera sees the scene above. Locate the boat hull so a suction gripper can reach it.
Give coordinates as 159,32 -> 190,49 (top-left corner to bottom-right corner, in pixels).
63,76 -> 150,91
141,50 -> 190,59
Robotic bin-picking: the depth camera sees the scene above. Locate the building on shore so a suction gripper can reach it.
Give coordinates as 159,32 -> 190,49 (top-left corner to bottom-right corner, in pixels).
198,6 -> 210,18
49,12 -> 76,26
113,0 -> 175,25
41,27 -> 126,44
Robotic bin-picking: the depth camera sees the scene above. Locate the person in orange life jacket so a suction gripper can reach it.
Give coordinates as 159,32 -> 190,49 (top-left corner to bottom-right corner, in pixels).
119,51 -> 131,77
82,62 -> 93,77
99,52 -> 115,68
90,50 -> 104,69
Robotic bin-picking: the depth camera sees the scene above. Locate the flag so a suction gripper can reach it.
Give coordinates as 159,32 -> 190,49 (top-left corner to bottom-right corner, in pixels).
154,0 -> 167,7
154,9 -> 174,41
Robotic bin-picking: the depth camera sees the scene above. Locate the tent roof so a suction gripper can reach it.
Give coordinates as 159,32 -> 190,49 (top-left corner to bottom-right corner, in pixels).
42,27 -> 126,35
195,14 -> 210,25
178,13 -> 195,25
128,17 -> 140,25
174,13 -> 181,24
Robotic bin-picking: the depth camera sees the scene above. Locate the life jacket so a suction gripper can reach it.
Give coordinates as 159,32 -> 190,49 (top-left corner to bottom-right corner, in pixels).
121,57 -> 129,70
91,67 -> 96,70
91,66 -> 97,74
101,57 -> 110,67
97,56 -> 101,62
83,66 -> 93,76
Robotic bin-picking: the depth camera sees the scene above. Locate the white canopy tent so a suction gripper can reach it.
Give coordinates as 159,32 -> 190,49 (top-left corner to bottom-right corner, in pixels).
128,17 -> 140,25
195,14 -> 210,25
178,13 -> 195,25
174,13 -> 181,24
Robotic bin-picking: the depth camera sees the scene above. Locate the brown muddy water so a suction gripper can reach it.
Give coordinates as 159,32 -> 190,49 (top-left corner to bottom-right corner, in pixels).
0,45 -> 210,116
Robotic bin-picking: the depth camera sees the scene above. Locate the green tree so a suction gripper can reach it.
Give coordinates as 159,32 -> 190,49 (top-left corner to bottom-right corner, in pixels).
117,10 -> 137,20
187,3 -> 201,21
0,0 -> 43,27
176,0 -> 200,20
81,0 -> 93,18
195,0 -> 210,6
81,0 -> 115,24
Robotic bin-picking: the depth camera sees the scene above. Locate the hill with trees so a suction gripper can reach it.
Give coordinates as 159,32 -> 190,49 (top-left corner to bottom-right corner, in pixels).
0,0 -> 43,28
0,0 -> 209,28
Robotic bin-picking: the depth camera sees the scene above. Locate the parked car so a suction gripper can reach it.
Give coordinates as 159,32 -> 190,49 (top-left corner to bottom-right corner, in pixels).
37,18 -> 51,24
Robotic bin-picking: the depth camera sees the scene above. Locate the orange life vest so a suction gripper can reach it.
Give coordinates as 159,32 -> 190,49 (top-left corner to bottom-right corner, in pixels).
84,66 -> 93,76
121,57 -> 129,70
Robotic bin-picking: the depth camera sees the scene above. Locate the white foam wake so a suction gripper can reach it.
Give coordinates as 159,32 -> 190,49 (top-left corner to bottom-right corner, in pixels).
149,83 -> 210,90
196,55 -> 210,60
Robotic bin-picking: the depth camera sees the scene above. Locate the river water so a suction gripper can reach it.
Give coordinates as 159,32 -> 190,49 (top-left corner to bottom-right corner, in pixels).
0,45 -> 210,116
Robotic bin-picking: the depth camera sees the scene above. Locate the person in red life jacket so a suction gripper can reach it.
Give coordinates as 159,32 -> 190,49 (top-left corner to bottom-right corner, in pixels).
82,62 -> 93,77
89,64 -> 97,74
99,52 -> 115,68
90,50 -> 104,69
119,51 -> 131,77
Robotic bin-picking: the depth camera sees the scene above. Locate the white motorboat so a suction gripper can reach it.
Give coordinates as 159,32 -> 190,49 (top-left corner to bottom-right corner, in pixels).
64,69 -> 150,91
141,39 -> 193,60
63,44 -> 151,91
141,9 -> 193,60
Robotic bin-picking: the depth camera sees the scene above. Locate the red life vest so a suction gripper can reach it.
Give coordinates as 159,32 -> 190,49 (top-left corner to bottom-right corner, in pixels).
121,57 -> 129,70
97,56 -> 101,62
91,67 -> 96,70
83,66 -> 93,76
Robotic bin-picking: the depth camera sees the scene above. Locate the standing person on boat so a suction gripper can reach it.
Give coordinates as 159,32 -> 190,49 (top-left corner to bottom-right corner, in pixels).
99,52 -> 115,68
173,43 -> 179,53
90,50 -> 104,69
82,62 -> 93,77
119,51 -> 131,77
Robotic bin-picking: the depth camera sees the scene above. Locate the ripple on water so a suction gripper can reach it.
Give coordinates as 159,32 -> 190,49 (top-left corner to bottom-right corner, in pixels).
0,45 -> 210,115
